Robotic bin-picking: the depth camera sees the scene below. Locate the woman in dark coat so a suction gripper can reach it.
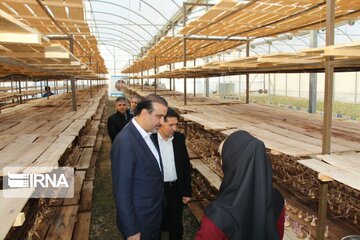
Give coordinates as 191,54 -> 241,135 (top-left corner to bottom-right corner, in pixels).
195,131 -> 285,240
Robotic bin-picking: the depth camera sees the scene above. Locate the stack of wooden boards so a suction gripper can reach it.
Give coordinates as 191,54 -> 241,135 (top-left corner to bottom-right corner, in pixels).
0,87 -> 107,240
127,87 -> 360,156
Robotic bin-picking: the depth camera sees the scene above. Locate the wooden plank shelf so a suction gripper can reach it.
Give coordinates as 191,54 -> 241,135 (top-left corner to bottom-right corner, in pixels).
0,188 -> 34,240
0,89 -> 107,239
298,158 -> 360,191
126,87 -> 360,239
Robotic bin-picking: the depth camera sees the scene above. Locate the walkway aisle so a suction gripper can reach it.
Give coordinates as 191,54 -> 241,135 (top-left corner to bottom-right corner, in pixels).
89,98 -> 198,240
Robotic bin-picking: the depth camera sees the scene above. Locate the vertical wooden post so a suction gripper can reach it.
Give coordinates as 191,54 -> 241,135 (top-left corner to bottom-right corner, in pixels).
18,80 -> 22,104
193,59 -> 196,96
97,62 -> 99,92
89,57 -> 93,98
11,76 -> 14,103
26,77 -> 29,100
46,79 -> 49,99
71,78 -> 77,111
169,64 -> 172,91
40,81 -> 43,99
173,64 -> 176,91
317,174 -> 333,240
69,36 -> 77,111
322,0 -> 335,154
90,79 -> 93,98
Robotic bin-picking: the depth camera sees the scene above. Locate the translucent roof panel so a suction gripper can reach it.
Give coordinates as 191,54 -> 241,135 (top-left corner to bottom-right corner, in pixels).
85,0 -> 185,75
85,0 -> 360,77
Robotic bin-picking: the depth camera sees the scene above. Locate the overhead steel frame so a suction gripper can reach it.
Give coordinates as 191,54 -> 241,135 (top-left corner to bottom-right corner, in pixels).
182,2 -> 215,105
180,2 -> 248,105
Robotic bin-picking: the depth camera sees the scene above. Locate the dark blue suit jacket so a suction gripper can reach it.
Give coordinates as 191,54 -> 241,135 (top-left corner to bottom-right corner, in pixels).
111,120 -> 164,238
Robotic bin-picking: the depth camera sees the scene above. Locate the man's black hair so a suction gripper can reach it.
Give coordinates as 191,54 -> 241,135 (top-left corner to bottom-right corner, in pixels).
164,107 -> 179,121
115,97 -> 126,103
134,94 -> 168,116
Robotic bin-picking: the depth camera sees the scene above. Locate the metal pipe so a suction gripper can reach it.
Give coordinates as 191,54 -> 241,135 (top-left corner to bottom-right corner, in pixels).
193,59 -> 196,96
154,56 -> 157,94
184,3 -> 215,7
169,64 -> 172,91
141,66 -> 144,91
185,36 -> 246,41
183,3 -> 187,105
246,40 -> 250,103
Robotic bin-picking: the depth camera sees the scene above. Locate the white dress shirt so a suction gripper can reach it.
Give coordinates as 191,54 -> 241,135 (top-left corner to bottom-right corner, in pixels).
132,118 -> 161,171
158,133 -> 177,182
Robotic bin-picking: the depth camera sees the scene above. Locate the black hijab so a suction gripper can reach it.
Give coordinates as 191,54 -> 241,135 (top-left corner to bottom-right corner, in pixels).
204,131 -> 280,240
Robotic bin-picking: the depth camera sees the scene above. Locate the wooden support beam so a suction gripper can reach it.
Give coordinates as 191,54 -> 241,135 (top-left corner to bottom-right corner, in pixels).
0,50 -> 69,59
0,33 -> 41,44
322,0 -> 335,155
323,48 -> 360,57
317,174 -> 333,240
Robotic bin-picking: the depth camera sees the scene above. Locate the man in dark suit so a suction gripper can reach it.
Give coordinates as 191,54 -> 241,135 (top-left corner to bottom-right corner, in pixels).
111,94 -> 168,240
151,107 -> 192,240
107,97 -> 133,142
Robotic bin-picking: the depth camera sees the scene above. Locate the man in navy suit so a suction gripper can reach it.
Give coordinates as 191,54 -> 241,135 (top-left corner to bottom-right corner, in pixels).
151,108 -> 191,240
111,94 -> 168,240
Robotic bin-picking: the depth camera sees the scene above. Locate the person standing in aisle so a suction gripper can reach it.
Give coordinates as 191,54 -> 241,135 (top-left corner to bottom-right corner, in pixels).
195,130 -> 285,240
151,107 -> 192,240
107,96 -> 133,143
129,96 -> 141,116
111,94 -> 168,240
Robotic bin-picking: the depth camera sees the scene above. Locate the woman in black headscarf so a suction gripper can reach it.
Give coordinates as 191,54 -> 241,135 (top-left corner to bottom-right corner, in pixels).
195,131 -> 285,240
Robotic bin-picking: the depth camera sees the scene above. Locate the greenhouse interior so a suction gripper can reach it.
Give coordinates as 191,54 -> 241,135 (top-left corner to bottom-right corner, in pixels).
1,0 -> 360,239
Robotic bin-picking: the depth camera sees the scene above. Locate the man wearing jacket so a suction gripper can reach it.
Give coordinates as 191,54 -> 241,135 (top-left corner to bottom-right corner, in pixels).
111,94 -> 168,240
151,107 -> 192,240
107,97 -> 133,142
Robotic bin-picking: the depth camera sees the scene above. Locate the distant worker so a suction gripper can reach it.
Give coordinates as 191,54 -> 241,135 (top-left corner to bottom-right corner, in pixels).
129,96 -> 141,116
107,97 -> 133,142
42,86 -> 54,98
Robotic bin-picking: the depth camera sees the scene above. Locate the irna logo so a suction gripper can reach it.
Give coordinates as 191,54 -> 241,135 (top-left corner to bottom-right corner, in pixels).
2,167 -> 74,198
7,172 -> 69,188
